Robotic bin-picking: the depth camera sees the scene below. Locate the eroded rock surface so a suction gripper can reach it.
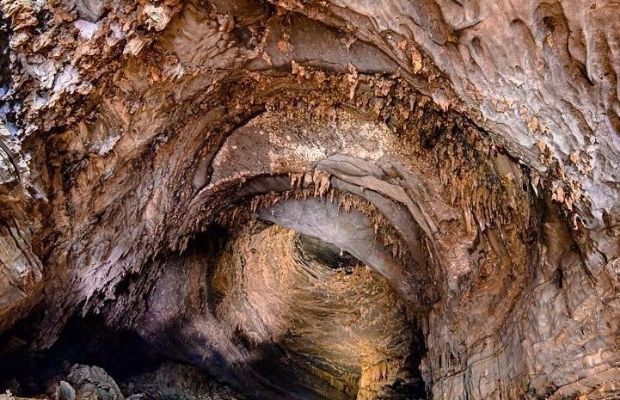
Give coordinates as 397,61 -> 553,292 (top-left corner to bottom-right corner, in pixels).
0,1 -> 618,399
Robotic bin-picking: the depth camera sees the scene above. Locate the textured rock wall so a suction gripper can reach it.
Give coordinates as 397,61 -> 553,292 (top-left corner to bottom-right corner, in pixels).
0,1 -> 618,399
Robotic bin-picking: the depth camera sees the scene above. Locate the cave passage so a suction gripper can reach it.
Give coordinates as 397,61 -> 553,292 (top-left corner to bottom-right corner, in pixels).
2,1 -> 619,397
0,195 -> 429,400
205,219 -> 427,400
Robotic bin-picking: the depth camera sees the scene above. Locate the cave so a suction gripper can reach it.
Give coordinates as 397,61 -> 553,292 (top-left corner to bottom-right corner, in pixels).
0,1 -> 619,400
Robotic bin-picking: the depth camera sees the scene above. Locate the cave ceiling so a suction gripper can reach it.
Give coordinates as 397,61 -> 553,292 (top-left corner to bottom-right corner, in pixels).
0,1 -> 619,399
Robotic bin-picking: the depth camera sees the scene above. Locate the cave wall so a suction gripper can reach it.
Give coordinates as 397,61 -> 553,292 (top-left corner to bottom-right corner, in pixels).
0,1 -> 619,399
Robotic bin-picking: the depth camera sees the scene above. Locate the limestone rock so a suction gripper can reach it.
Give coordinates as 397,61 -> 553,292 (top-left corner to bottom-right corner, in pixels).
0,1 -> 618,399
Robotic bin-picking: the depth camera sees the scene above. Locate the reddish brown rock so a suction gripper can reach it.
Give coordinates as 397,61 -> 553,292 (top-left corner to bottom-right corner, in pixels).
0,1 -> 618,399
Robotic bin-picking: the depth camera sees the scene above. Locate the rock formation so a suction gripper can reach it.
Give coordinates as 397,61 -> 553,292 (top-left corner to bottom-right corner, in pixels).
0,0 -> 618,399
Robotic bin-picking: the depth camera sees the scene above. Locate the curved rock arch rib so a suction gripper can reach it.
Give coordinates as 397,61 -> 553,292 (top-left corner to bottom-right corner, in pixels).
0,1 -> 618,400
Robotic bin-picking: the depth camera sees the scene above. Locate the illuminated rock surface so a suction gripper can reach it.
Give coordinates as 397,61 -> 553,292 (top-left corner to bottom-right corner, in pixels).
0,1 -> 618,399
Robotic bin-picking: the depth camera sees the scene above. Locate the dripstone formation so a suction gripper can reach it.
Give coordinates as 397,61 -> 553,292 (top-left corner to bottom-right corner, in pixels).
0,1 -> 618,399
